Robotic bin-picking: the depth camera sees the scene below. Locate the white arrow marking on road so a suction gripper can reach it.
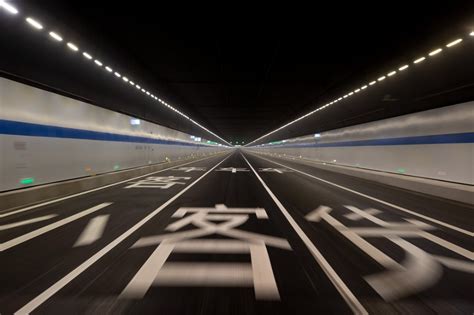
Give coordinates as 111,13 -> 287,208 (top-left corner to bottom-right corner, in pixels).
0,214 -> 58,231
73,214 -> 110,247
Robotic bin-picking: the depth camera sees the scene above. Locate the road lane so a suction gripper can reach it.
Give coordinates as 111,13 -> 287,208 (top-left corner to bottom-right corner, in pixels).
0,153 -> 226,242
21,152 -> 353,315
247,151 -> 473,234
244,151 -> 473,314
242,153 -> 366,314
2,149 -> 472,314
0,153 -> 230,313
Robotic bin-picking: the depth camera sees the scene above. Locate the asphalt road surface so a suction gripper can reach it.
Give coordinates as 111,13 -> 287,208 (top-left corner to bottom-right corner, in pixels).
1,150 -> 472,314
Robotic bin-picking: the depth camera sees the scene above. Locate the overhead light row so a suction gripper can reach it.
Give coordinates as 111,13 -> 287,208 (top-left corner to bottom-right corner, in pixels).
247,31 -> 473,146
0,1 -> 230,146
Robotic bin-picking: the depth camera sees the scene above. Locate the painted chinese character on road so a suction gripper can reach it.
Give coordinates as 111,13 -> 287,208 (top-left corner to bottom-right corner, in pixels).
121,204 -> 291,300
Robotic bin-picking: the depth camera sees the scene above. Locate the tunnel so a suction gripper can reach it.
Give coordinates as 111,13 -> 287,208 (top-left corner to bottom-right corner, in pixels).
0,1 -> 473,314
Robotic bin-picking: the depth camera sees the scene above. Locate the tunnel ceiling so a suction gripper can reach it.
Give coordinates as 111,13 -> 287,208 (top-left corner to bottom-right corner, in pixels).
2,1 -> 474,145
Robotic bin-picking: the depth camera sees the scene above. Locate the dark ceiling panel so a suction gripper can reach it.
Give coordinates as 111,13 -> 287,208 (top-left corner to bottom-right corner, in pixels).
1,1 -> 473,145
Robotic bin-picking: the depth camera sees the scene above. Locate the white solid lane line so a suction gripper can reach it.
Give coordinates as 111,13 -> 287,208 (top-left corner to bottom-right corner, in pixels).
15,153 -> 231,314
250,153 -> 473,237
0,214 -> 57,231
0,203 -> 112,252
73,214 -> 110,247
0,153 -> 223,219
242,153 -> 368,315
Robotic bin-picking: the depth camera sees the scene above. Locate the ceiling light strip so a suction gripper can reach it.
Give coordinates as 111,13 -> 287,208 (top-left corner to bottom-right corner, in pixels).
247,31 -> 470,145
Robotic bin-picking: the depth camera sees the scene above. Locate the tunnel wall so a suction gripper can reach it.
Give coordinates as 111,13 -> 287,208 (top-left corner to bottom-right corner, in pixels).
0,77 -> 227,192
249,102 -> 474,185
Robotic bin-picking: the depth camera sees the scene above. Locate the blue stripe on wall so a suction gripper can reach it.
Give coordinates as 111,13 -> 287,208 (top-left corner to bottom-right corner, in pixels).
263,132 -> 474,149
0,119 -> 212,147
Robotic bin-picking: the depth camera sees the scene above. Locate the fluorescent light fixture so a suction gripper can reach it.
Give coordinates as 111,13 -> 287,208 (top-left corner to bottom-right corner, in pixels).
470,31 -> 474,36
446,38 -> 462,47
129,81 -> 135,85
146,91 -> 150,95
414,56 -> 425,63
377,76 -> 386,81
130,118 -> 141,125
122,76 -> 129,82
387,71 -> 396,76
26,17 -> 43,30
314,133 -> 321,138
141,88 -> 145,92
114,72 -> 121,77
398,64 -> 409,71
94,59 -> 103,66
343,94 -> 348,98
361,85 -> 367,89
49,31 -> 63,41
354,89 -> 360,93
82,52 -> 92,59
0,1 -> 18,14
136,84 -> 141,89
105,66 -> 113,72
428,48 -> 442,56
337,97 -> 342,101
67,42 -> 78,51
348,92 -> 354,95
369,81 -> 376,85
